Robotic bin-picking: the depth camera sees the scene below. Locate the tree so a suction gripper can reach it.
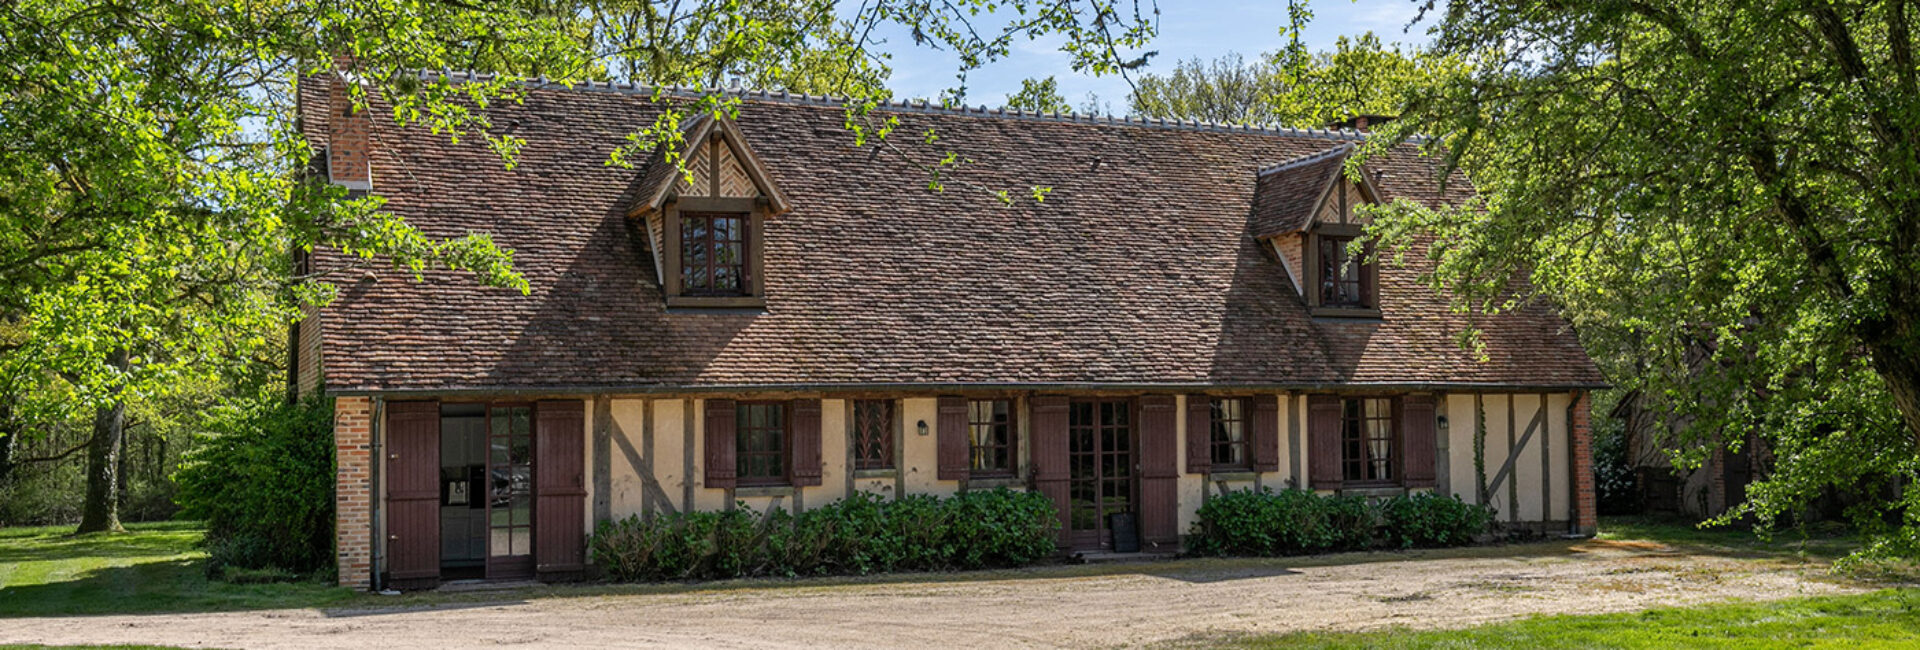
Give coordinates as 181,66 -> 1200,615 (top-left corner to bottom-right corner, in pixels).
1369,0 -> 1920,555
1127,34 -> 1456,127
2,0 -> 1160,533
1004,76 -> 1073,113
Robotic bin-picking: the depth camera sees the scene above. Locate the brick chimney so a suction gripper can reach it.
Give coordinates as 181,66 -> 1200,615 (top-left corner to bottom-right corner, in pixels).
1326,114 -> 1396,132
327,57 -> 373,191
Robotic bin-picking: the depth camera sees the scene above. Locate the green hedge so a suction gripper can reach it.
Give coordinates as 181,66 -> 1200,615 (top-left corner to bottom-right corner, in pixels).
1188,488 -> 1491,556
590,489 -> 1058,581
173,395 -> 335,579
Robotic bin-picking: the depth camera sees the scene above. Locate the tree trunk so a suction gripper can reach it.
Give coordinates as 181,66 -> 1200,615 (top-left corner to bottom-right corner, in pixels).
114,425 -> 130,518
76,350 -> 129,534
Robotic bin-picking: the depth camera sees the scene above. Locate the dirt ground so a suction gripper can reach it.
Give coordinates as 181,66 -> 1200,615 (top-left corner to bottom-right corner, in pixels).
3,539 -> 1866,649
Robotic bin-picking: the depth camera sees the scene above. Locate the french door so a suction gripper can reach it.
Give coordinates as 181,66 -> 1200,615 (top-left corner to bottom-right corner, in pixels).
1067,399 -> 1135,549
485,405 -> 535,579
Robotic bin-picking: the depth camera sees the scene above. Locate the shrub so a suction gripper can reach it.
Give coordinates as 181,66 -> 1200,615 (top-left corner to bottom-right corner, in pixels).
174,395 -> 335,579
1379,492 -> 1494,548
1189,488 -> 1491,556
591,488 -> 1058,582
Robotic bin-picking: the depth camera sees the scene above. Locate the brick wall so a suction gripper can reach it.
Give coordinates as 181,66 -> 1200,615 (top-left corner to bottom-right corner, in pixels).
1571,392 -> 1597,535
335,396 -> 373,588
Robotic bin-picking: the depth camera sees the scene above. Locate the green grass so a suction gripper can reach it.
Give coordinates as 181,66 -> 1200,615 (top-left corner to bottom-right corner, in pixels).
1596,515 -> 1859,558
0,521 -> 353,617
1212,588 -> 1920,649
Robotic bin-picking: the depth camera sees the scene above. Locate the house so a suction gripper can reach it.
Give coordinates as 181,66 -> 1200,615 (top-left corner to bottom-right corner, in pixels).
297,70 -> 1606,591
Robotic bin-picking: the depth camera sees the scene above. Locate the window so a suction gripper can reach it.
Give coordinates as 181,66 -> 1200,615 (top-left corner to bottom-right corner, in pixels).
1209,397 -> 1249,468
1340,397 -> 1395,482
1318,235 -> 1367,307
968,399 -> 1013,475
736,402 -> 788,485
680,212 -> 747,296
852,400 -> 894,470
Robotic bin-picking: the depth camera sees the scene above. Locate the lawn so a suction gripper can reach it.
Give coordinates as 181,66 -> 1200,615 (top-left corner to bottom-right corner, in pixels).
0,521 -> 353,617
1217,588 -> 1920,649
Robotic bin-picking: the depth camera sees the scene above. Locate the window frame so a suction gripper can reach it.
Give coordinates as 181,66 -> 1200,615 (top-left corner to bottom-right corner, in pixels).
851,399 -> 895,471
1339,396 -> 1398,485
735,401 -> 790,486
1208,397 -> 1251,470
967,398 -> 1016,477
1303,224 -> 1380,317
677,211 -> 748,297
661,197 -> 767,309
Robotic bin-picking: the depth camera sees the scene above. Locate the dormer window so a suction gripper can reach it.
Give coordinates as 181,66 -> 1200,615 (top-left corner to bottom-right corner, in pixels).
1249,144 -> 1384,318
627,114 -> 791,309
1313,232 -> 1374,308
680,212 -> 748,296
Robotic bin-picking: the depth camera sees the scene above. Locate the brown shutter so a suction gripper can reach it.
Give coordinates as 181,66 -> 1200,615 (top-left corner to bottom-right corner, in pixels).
1251,396 -> 1280,472
936,396 -> 970,481
1185,395 -> 1212,474
1400,394 -> 1438,488
535,400 -> 586,577
1308,394 -> 1344,490
1361,241 -> 1378,308
384,401 -> 440,589
789,398 -> 822,486
703,399 -> 737,489
1029,395 -> 1070,545
1138,395 -> 1179,546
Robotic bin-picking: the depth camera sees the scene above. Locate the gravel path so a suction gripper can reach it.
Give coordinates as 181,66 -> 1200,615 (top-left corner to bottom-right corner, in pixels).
2,539 -> 1863,649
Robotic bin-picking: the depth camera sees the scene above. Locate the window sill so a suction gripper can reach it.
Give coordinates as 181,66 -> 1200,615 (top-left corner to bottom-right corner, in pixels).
965,476 -> 1021,488
1309,305 -> 1382,319
735,485 -> 795,497
1338,484 -> 1405,499
853,468 -> 898,479
666,295 -> 766,309
1207,470 -> 1258,482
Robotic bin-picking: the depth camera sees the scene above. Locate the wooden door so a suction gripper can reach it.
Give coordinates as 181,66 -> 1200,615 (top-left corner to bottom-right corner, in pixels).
485,405 -> 535,580
385,401 -> 441,590
1067,399 -> 1135,550
535,401 -> 586,579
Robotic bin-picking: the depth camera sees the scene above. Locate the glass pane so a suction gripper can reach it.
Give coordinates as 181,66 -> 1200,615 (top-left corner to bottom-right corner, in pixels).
513,495 -> 531,526
514,408 -> 531,434
511,528 -> 531,556
491,506 -> 510,526
511,435 -> 531,465
491,528 -> 511,557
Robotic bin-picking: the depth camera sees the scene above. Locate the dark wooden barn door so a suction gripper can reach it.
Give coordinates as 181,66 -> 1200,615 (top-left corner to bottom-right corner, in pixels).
535,401 -> 586,579
1136,396 -> 1179,548
385,401 -> 441,590
1067,399 -> 1135,550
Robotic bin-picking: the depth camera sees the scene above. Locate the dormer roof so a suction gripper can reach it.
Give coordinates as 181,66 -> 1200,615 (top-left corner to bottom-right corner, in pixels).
628,114 -> 791,217
1250,144 -> 1383,238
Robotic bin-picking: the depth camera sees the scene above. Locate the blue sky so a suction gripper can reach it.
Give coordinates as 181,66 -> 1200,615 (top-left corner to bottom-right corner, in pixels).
851,0 -> 1440,112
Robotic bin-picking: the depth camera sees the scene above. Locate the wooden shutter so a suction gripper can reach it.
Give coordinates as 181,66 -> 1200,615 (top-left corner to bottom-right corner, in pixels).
1029,395 -> 1070,545
1400,394 -> 1438,488
535,400 -> 586,577
789,399 -> 823,486
936,396 -> 970,481
384,401 -> 440,589
1251,396 -> 1280,472
1138,395 -> 1179,546
703,399 -> 737,489
1308,394 -> 1344,490
1185,395 -> 1212,474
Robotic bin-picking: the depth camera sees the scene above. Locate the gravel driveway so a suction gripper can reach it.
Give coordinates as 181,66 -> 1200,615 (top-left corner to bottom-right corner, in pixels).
3,539 -> 1863,649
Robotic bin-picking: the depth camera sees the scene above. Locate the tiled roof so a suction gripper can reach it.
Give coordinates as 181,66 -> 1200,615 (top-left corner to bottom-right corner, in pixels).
299,74 -> 1604,393
1250,144 -> 1352,237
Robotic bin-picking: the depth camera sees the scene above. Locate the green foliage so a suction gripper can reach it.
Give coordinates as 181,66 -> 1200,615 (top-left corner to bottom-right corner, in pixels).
1378,492 -> 1493,548
590,489 -> 1058,582
1189,488 -> 1491,556
0,521 -> 353,617
1003,76 -> 1073,114
173,396 -> 334,578
1129,34 -> 1463,127
1366,0 -> 1920,561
